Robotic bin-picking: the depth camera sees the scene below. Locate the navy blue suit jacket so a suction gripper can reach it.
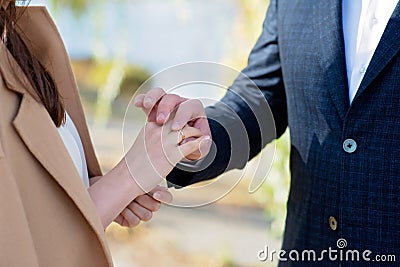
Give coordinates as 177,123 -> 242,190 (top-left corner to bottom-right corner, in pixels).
168,1 -> 400,265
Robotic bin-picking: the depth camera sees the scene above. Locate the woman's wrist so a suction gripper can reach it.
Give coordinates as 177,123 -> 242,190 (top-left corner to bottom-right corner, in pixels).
106,158 -> 145,198
88,158 -> 146,228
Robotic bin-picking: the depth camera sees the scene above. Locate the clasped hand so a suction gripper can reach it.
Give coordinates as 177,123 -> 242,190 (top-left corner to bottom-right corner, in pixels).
113,88 -> 211,227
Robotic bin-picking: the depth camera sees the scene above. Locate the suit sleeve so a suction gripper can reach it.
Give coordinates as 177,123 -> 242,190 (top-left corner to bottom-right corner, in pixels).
167,0 -> 287,187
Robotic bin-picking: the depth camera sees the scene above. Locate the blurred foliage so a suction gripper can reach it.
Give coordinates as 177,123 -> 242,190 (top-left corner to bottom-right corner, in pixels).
253,132 -> 291,238
50,0 -> 131,15
50,0 -> 140,125
72,59 -> 150,96
50,0 -> 88,14
223,0 -> 270,70
71,59 -> 151,118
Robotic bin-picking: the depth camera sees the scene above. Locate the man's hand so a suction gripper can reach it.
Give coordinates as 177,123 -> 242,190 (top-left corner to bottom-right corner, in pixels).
114,186 -> 173,227
134,87 -> 212,160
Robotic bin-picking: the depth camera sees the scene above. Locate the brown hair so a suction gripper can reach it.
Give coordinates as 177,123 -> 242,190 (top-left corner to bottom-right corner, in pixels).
0,1 -> 65,127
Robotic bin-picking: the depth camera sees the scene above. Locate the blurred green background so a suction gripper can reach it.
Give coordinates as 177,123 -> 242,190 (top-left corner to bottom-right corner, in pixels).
33,0 -> 291,266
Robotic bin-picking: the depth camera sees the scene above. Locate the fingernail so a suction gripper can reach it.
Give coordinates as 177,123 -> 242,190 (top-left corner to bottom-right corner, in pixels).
157,113 -> 166,122
154,202 -> 161,211
204,135 -> 211,140
144,212 -> 152,220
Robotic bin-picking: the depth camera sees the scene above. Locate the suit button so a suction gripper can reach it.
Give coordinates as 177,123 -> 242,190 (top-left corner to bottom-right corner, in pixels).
343,139 -> 357,153
329,216 -> 338,231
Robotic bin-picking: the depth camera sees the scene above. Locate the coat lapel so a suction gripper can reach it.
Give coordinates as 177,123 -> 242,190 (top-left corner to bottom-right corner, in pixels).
313,0 -> 350,121
0,41 -> 112,266
0,7 -> 112,265
353,2 -> 400,102
15,6 -> 103,178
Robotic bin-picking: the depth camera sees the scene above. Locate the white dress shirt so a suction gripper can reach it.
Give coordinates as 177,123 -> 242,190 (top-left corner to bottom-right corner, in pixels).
342,0 -> 399,103
58,113 -> 90,188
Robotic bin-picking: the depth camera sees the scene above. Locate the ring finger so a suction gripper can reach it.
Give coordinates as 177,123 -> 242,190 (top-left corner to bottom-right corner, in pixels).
175,125 -> 204,144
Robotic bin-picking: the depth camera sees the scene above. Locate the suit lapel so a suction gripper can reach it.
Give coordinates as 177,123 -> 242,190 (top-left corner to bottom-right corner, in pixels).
313,0 -> 349,121
353,2 -> 400,102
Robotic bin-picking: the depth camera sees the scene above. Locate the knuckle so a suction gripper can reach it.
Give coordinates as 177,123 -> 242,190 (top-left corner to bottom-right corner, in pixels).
152,87 -> 166,97
180,99 -> 204,115
160,94 -> 180,109
192,99 -> 203,106
152,87 -> 165,93
164,94 -> 178,100
185,99 -> 202,109
134,94 -> 144,101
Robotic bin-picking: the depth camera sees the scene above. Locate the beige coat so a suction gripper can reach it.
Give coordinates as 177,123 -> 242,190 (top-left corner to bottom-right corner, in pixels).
0,6 -> 113,267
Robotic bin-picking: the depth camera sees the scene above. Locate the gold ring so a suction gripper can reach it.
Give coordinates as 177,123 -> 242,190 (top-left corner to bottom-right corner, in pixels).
179,129 -> 185,143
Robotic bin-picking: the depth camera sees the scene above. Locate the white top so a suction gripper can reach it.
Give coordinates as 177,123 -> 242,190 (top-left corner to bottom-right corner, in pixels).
58,113 -> 90,188
342,0 -> 399,103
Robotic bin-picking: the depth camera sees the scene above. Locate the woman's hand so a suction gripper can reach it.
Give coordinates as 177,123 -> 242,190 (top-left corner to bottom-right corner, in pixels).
114,186 -> 173,227
90,179 -> 173,228
88,118 -> 210,228
134,87 -> 212,161
125,120 -> 210,193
